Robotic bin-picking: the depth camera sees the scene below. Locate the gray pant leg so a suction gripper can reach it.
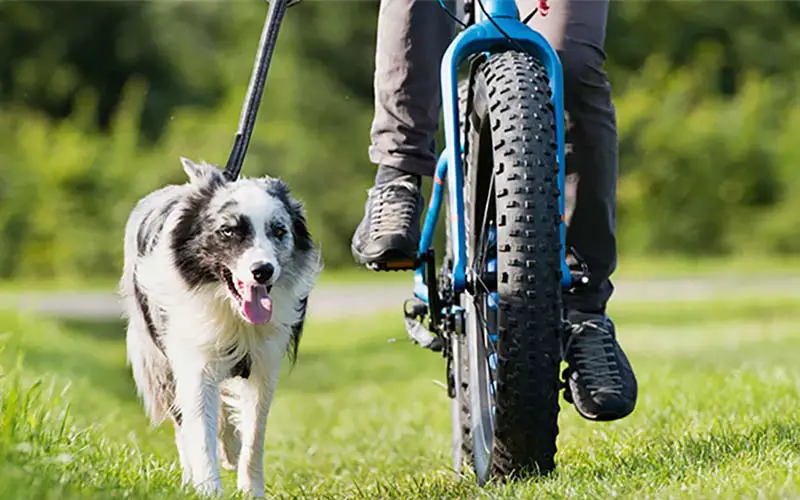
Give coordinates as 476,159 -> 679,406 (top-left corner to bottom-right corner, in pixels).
369,0 -> 455,176
523,0 -> 618,312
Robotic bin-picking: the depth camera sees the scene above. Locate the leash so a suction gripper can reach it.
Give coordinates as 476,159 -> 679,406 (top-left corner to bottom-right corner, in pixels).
223,0 -> 300,182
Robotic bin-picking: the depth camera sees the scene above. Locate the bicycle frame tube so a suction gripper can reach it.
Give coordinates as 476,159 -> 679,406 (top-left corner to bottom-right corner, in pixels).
414,153 -> 449,302
477,0 -> 519,20
415,1 -> 570,298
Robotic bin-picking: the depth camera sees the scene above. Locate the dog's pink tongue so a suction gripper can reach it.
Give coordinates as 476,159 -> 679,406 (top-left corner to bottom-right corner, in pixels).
241,284 -> 273,324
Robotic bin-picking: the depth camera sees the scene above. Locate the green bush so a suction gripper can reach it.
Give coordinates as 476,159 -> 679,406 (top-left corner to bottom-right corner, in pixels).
615,48 -> 800,257
0,1 -> 799,280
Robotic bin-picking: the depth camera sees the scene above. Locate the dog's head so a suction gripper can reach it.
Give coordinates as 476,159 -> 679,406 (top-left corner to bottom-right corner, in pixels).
170,157 -> 319,325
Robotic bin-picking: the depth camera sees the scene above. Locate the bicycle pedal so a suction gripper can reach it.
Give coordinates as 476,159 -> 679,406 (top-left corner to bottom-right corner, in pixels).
403,316 -> 443,352
367,258 -> 418,272
403,297 -> 442,352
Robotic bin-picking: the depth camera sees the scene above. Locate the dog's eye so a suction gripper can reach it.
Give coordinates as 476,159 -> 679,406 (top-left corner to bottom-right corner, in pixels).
273,226 -> 287,239
219,226 -> 235,239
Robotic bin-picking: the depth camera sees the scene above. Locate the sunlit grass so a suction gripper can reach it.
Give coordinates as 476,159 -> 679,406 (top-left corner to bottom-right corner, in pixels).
1,296 -> 799,498
1,253 -> 800,294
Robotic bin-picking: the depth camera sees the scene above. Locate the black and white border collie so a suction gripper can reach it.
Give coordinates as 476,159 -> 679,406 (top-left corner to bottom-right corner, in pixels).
120,157 -> 321,497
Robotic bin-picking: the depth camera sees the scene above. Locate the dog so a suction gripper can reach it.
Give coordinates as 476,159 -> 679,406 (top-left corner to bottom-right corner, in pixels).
120,157 -> 321,497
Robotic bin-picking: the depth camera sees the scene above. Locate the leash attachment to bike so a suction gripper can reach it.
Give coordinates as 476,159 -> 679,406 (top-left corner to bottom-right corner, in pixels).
222,0 -> 300,182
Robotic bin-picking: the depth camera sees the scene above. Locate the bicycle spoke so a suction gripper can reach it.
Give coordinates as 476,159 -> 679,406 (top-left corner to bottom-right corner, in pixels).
473,296 -> 489,332
472,172 -> 496,275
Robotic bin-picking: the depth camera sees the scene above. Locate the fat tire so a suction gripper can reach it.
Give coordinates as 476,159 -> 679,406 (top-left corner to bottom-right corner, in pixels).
461,50 -> 563,480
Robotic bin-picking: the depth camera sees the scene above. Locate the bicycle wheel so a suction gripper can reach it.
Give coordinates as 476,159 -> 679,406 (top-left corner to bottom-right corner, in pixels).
449,80 -> 472,473
455,50 -> 563,484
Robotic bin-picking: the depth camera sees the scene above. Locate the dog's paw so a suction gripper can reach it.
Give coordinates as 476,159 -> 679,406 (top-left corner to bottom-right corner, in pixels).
237,479 -> 265,499
181,468 -> 192,487
193,478 -> 224,497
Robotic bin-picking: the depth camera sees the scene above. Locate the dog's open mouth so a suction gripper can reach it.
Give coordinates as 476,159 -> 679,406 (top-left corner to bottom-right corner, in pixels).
221,267 -> 273,325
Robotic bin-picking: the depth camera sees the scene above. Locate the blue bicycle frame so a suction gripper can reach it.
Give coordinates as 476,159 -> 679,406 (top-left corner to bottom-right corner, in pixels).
413,0 -> 571,305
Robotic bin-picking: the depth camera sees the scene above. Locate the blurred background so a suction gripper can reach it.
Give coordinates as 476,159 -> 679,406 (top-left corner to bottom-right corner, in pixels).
1,0 -> 799,283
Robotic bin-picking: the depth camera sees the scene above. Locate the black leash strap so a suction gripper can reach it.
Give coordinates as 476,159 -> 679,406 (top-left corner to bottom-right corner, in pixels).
223,0 -> 294,182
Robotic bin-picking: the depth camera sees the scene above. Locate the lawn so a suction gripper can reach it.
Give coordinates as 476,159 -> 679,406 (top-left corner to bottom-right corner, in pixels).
1,253 -> 800,294
1,296 -> 799,499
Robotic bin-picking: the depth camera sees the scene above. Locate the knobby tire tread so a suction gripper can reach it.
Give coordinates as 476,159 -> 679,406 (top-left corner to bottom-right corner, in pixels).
460,50 -> 563,480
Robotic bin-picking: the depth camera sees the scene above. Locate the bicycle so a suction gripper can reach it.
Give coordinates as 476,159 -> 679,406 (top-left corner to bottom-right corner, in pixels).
379,0 -> 591,485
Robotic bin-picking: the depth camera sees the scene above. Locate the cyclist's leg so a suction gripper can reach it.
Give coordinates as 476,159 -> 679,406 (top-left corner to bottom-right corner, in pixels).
521,0 -> 637,421
523,0 -> 617,312
369,0 -> 455,179
352,0 -> 455,266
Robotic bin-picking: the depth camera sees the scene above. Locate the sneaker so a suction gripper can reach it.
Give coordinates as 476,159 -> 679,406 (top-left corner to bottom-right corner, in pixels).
562,310 -> 637,421
351,178 -> 423,266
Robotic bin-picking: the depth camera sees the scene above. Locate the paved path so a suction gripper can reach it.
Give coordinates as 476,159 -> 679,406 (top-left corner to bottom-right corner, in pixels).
2,276 -> 799,321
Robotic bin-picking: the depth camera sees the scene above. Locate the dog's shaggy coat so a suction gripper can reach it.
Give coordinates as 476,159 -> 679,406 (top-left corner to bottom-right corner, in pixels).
120,158 -> 321,497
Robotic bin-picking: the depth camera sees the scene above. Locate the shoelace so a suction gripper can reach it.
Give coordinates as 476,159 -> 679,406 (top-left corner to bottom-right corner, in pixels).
369,182 -> 417,236
564,320 -> 622,395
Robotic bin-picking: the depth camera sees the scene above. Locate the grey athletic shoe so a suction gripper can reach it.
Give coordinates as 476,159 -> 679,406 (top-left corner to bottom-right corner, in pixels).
351,179 -> 423,267
562,311 -> 637,421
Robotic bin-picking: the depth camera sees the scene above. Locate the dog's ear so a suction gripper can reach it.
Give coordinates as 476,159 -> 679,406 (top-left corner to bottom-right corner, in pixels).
287,195 -> 313,253
262,177 -> 314,253
180,157 -> 225,186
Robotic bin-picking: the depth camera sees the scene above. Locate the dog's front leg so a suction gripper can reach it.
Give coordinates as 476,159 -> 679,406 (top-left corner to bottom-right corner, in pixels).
173,360 -> 223,496
174,421 -> 192,486
236,364 -> 279,498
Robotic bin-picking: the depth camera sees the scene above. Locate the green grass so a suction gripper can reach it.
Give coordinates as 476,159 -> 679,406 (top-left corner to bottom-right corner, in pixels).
615,254 -> 800,279
1,253 -> 800,293
324,254 -> 800,283
1,297 -> 800,498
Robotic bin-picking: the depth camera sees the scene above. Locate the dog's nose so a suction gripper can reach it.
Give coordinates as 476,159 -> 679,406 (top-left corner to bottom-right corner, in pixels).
250,262 -> 274,285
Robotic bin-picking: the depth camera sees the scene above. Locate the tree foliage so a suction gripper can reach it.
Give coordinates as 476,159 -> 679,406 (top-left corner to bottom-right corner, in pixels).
0,0 -> 798,280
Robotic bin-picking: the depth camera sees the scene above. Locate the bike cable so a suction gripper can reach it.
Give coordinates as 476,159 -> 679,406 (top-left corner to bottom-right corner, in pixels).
523,0 -> 550,23
522,8 -> 539,23
439,0 -> 469,29
468,0 -> 550,54
474,0 -> 529,55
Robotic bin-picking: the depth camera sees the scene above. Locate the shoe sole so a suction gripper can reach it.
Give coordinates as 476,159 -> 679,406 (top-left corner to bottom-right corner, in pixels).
566,388 -> 635,422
